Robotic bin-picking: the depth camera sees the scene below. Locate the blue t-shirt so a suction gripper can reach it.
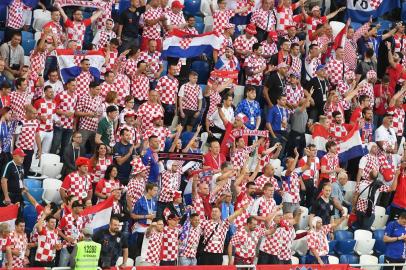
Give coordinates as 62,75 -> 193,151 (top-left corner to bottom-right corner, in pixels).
113,142 -> 135,183
266,105 -> 288,132
142,148 -> 159,183
133,195 -> 157,226
235,99 -> 261,130
384,220 -> 406,259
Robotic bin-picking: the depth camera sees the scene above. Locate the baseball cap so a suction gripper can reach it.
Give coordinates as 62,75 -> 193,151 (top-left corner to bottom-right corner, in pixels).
171,1 -> 184,9
13,148 -> 26,157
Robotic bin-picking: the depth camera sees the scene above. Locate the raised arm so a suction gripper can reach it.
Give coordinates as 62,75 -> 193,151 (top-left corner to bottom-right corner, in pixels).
90,10 -> 103,23
55,4 -> 68,22
183,125 -> 202,152
326,7 -> 346,20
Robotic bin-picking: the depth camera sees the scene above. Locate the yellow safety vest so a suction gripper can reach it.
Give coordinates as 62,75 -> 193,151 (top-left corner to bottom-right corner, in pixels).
74,240 -> 101,270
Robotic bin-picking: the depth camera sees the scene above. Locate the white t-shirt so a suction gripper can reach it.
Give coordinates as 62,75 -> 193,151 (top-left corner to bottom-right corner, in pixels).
44,80 -> 64,95
375,125 -> 397,148
209,106 -> 235,130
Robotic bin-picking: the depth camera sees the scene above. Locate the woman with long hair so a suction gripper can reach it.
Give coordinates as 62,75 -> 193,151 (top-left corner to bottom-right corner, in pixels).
88,144 -> 113,185
95,164 -> 121,203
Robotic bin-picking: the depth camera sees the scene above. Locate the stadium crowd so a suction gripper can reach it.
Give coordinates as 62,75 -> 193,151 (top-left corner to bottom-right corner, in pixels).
0,0 -> 406,268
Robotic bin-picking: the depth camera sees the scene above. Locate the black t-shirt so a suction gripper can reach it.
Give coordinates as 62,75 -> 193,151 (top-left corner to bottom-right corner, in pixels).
1,161 -> 24,194
119,6 -> 146,38
265,72 -> 286,105
93,228 -> 128,267
311,197 -> 335,225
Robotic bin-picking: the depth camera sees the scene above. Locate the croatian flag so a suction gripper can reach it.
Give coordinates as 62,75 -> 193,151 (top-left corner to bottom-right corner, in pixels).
311,123 -> 367,162
162,30 -> 221,59
347,0 -> 400,22
0,204 -> 19,230
80,196 -> 113,232
56,49 -> 105,83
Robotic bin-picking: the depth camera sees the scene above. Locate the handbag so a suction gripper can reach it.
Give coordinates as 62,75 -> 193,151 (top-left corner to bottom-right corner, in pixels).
196,223 -> 219,257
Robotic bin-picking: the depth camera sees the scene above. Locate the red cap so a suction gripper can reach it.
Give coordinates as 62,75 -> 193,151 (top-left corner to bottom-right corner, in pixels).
173,190 -> 182,200
75,157 -> 90,167
245,23 -> 257,35
171,0 -> 184,9
13,148 -> 26,157
268,30 -> 278,41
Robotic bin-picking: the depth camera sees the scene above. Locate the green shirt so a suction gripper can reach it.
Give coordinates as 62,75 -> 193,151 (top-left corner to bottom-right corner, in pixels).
97,117 -> 113,146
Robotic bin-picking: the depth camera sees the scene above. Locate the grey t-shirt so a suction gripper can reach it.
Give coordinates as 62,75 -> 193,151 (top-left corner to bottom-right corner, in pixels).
290,108 -> 308,133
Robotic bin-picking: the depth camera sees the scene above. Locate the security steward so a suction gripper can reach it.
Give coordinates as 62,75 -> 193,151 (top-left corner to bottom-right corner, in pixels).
70,227 -> 101,270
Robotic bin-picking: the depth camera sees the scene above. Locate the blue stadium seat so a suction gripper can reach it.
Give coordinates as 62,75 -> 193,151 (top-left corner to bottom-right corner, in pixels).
184,0 -> 201,16
335,239 -> 356,255
0,6 -> 6,25
23,188 -> 43,204
373,229 -> 385,241
199,84 -> 206,93
329,240 -> 337,255
195,22 -> 205,34
0,31 -> 4,43
22,39 -> 36,55
191,61 -> 209,84
339,255 -> 359,264
24,178 -> 42,189
374,240 -> 386,256
195,16 -> 204,24
402,2 -> 406,22
335,230 -> 354,240
21,31 -> 34,40
23,204 -> 38,233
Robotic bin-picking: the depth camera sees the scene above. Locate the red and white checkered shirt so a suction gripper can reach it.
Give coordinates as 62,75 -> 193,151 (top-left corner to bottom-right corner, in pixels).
35,227 -> 60,262
65,19 -> 91,49
90,157 -> 112,184
184,26 -> 199,35
252,196 -> 277,229
261,40 -> 278,58
101,50 -> 118,76
33,98 -> 56,132
255,175 -> 279,191
326,58 -> 349,86
298,156 -> 320,185
75,71 -> 94,98
343,23 -> 369,71
178,83 -> 202,111
114,74 -> 131,107
117,123 -> 139,145
329,122 -> 348,142
276,3 -> 299,34
16,119 -> 39,150
201,219 -> 230,253
127,175 -> 148,208
210,178 -> 232,204
286,84 -> 304,114
131,73 -> 150,101
213,9 -> 234,34
145,230 -> 163,264
388,106 -> 405,137
358,79 -> 375,107
155,75 -> 179,105
136,102 -> 165,134
164,10 -> 186,29
124,58 -> 138,79
159,166 -> 182,203
305,15 -> 327,36
143,126 -> 172,151
138,51 -> 162,81
307,224 -> 332,256
10,90 -> 31,122
234,35 -> 258,61
236,0 -> 254,16
57,213 -> 88,247
61,171 -> 92,200
244,55 -> 267,86
356,180 -> 391,213
192,193 -> 209,220
7,0 -> 24,29
218,34 -> 233,56
281,171 -> 301,204
160,226 -> 180,261
336,80 -> 351,108
234,191 -> 255,230
76,93 -> 103,131
54,91 -> 77,130
324,101 -> 345,120
251,8 -> 276,32
359,154 -> 379,181
95,178 -> 121,202
142,7 -> 163,39
29,50 -> 49,76
231,227 -> 265,260
305,56 -> 321,80
394,33 -> 406,54
8,231 -> 27,268
43,21 -> 64,47
179,225 -> 202,258
260,223 -> 295,259
290,56 -> 302,77
320,153 -> 339,182
231,146 -> 256,170
94,0 -> 114,31
100,81 -> 117,100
